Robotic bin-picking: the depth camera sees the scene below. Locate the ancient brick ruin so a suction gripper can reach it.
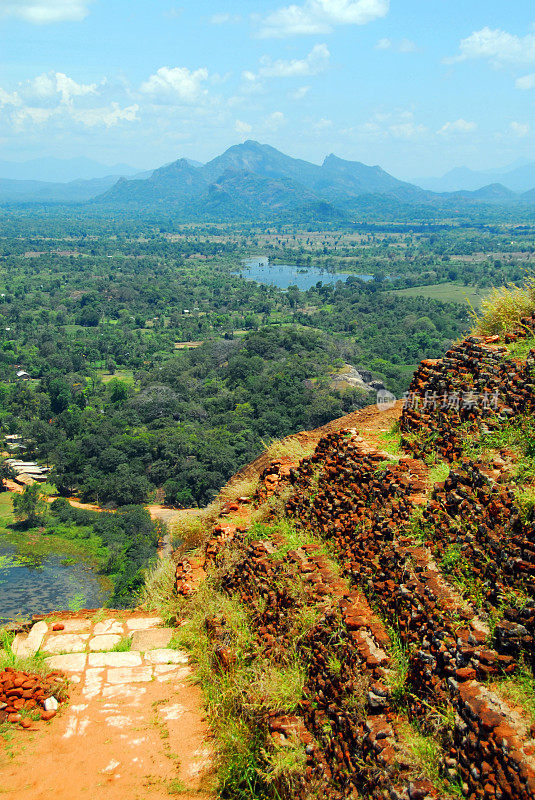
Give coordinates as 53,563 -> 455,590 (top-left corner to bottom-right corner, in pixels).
175,332 -> 535,800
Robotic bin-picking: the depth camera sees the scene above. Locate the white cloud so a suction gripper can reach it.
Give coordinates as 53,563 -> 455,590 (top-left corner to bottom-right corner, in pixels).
516,73 -> 535,90
376,37 -> 391,49
509,121 -> 530,138
12,106 -> 54,128
235,119 -> 252,134
71,102 -> 139,127
140,67 -> 209,104
449,27 -> 535,66
290,85 -> 310,99
376,37 -> 415,53
437,118 -> 477,136
258,43 -> 330,77
399,38 -> 416,53
259,0 -> 389,38
0,87 -> 21,106
389,122 -> 426,139
0,0 -> 91,24
210,13 -> 241,24
265,110 -> 285,130
29,71 -> 97,104
313,117 -> 332,131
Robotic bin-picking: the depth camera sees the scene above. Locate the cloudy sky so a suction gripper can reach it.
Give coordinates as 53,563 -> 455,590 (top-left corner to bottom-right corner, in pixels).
0,0 -> 534,178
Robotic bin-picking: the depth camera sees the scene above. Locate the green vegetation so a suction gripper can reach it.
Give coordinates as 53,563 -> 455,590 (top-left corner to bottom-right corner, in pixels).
491,664 -> 535,727
397,720 -> 462,798
0,628 -> 49,679
12,484 -> 47,526
112,635 -> 132,652
474,276 -> 535,335
48,499 -> 159,604
0,215 -> 533,618
0,216 -> 488,512
392,282 -> 487,307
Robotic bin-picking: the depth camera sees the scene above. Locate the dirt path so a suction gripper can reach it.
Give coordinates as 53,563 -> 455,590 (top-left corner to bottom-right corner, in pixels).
0,613 -> 214,800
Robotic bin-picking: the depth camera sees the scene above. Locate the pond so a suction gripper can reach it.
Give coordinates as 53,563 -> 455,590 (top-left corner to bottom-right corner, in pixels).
239,258 -> 373,291
0,531 -> 111,624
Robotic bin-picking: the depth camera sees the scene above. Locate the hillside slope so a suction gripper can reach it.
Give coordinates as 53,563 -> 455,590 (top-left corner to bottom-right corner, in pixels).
170,322 -> 535,800
5,316 -> 535,799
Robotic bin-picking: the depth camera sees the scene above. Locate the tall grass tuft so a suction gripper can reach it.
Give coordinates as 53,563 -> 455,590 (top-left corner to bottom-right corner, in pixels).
474,277 -> 535,336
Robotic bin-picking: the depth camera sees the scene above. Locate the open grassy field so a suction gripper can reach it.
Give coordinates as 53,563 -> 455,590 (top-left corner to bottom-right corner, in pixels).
391,283 -> 489,308
97,369 -> 135,385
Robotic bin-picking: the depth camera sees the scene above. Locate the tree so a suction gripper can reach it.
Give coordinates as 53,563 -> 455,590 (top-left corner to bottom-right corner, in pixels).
0,458 -> 14,491
12,483 -> 48,526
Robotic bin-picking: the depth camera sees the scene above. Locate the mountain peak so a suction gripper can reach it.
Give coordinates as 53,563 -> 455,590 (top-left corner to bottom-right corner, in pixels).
95,141 -> 429,214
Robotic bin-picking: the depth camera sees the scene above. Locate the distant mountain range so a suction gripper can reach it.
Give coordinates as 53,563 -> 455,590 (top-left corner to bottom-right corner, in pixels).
96,141 -> 535,218
1,143 -> 535,216
416,159 -> 535,194
97,140 -> 431,218
0,156 -> 141,183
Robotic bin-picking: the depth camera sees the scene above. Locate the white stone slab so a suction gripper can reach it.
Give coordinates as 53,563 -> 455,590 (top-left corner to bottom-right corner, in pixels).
44,653 -> 87,672
154,665 -> 192,682
43,633 -> 90,654
125,616 -> 163,631
89,634 -> 121,651
106,666 -> 153,684
102,685 -> 147,700
89,652 -> 142,668
83,667 -> 105,699
143,649 -> 189,665
93,619 -> 124,635
12,621 -> 48,658
131,628 -> 173,650
158,703 -> 186,721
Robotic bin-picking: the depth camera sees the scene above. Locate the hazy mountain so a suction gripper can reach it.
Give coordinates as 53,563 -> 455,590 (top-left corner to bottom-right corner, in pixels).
0,156 -> 142,183
201,140 -> 322,186
0,174 -> 123,203
96,140 -> 428,215
444,183 -> 519,204
320,154 -> 428,203
101,159 -> 209,205
417,161 -> 535,193
4,142 -> 534,215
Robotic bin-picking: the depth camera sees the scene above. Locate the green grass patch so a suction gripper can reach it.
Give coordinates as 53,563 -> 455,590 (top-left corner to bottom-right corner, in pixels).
506,334 -> 535,361
112,635 -> 132,652
97,369 -> 135,385
397,719 -> 463,798
426,461 -> 451,489
491,664 -> 535,726
392,282 -> 487,308
378,420 -> 403,457
0,628 -> 52,680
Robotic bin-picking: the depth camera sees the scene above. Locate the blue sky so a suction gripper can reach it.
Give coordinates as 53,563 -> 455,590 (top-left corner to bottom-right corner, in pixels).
0,0 -> 534,178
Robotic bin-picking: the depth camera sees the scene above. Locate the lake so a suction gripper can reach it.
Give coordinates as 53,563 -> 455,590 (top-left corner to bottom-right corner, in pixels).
240,258 -> 373,291
0,531 -> 111,623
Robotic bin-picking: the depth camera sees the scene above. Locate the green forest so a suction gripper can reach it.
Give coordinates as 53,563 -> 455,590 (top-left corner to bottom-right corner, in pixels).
0,209 -> 532,601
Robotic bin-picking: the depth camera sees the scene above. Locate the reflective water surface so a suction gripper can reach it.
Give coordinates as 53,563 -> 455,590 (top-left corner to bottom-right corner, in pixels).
240,258 -> 373,291
0,533 -> 111,623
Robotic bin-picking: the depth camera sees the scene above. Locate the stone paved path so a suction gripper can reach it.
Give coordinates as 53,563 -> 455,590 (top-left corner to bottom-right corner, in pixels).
1,613 -> 214,800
